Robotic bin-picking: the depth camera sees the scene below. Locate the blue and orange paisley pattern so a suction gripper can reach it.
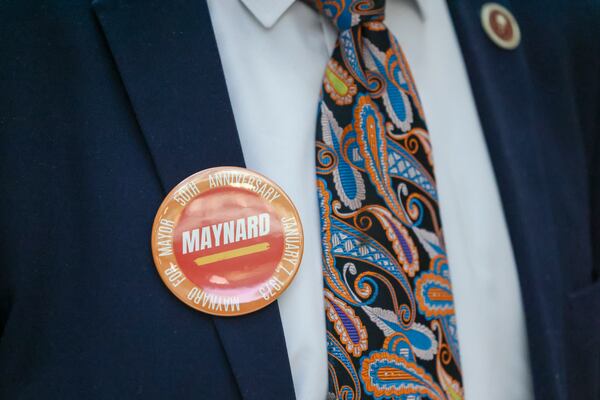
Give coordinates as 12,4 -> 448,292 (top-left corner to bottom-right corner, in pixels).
311,0 -> 463,398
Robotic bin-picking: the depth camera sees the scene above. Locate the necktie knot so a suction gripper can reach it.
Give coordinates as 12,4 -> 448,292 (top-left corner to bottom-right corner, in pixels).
314,0 -> 386,31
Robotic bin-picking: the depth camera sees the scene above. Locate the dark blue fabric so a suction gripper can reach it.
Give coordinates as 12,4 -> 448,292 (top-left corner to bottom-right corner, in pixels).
447,1 -> 600,399
0,0 -> 294,399
0,0 -> 598,399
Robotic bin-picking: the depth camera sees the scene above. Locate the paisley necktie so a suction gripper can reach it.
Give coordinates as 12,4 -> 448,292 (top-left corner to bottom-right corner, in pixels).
310,1 -> 464,398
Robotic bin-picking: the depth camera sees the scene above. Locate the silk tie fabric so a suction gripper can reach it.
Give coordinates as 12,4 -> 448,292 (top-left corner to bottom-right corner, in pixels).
310,1 -> 464,398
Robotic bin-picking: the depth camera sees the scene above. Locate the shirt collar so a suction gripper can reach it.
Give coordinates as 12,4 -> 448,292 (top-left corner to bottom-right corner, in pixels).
241,0 -> 426,29
240,0 -> 296,28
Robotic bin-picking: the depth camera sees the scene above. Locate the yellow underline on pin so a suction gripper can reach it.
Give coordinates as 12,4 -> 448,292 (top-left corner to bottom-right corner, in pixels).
194,242 -> 271,266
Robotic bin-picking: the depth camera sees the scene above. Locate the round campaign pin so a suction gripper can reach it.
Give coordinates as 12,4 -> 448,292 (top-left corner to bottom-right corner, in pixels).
151,167 -> 304,316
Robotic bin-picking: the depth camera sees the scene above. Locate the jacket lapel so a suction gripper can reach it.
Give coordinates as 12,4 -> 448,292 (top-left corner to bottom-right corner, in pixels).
92,1 -> 295,398
447,1 -> 568,399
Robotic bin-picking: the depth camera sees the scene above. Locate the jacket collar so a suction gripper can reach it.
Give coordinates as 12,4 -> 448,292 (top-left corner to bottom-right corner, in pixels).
91,1 -> 296,398
447,2 -> 568,398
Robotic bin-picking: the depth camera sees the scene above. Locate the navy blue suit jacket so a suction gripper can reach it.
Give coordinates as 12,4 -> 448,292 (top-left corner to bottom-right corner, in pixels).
1,0 -> 598,398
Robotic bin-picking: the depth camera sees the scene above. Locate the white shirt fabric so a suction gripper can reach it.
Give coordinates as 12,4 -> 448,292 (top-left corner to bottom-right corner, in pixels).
207,1 -> 535,399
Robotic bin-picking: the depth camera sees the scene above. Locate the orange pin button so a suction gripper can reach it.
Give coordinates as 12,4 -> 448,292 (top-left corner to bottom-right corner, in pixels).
151,167 -> 304,316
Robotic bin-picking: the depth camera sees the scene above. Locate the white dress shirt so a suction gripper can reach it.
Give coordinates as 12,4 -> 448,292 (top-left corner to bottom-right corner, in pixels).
207,1 -> 534,399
